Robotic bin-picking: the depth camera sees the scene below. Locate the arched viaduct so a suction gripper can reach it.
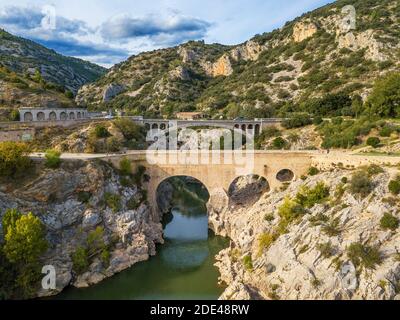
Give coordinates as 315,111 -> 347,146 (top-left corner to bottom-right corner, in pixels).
19,108 -> 88,122
105,150 -> 313,219
139,118 -> 283,136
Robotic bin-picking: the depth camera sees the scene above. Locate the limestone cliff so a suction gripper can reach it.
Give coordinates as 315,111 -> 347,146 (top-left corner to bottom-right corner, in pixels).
208,166 -> 400,300
0,160 -> 163,297
293,21 -> 318,42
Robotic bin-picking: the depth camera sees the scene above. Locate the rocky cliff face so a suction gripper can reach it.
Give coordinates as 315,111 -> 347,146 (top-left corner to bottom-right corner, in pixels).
0,160 -> 163,296
293,21 -> 318,42
208,166 -> 400,300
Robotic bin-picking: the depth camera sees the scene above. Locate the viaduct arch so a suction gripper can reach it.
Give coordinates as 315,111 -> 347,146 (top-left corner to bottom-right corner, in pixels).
20,108 -> 88,122
106,151 -> 312,220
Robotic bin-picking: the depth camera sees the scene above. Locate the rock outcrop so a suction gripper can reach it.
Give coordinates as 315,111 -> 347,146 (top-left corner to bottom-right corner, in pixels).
338,30 -> 387,61
168,66 -> 191,81
202,54 -> 233,77
0,160 -> 163,297
178,47 -> 197,64
209,167 -> 400,300
230,40 -> 262,61
293,21 -> 318,42
102,84 -> 125,102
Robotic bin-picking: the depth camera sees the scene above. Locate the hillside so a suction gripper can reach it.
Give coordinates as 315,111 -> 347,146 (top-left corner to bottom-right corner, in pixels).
76,0 -> 400,119
0,65 -> 77,120
0,29 -> 106,94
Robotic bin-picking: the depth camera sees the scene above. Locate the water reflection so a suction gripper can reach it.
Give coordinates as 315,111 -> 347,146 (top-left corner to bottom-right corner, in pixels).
55,181 -> 228,300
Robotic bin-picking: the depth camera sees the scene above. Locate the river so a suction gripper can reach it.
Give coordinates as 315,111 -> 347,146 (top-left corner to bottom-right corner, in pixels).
56,179 -> 228,300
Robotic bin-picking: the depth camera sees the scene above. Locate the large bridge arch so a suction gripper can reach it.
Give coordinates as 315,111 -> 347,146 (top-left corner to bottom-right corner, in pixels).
107,151 -> 313,220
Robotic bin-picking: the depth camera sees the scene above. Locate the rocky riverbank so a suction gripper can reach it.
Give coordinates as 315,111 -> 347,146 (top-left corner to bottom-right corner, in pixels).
0,159 -> 163,297
208,166 -> 400,300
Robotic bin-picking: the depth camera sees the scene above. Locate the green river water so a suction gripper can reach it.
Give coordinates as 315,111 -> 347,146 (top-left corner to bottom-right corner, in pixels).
56,179 -> 229,300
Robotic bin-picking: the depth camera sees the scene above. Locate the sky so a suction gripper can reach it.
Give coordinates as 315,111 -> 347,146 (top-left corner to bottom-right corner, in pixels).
0,0 -> 335,67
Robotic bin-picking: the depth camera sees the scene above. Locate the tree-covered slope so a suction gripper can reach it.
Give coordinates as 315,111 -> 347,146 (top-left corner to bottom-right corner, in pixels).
76,0 -> 400,119
0,29 -> 106,94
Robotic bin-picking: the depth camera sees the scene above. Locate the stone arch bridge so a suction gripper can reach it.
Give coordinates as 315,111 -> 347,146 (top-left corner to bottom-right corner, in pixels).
105,150 -> 313,219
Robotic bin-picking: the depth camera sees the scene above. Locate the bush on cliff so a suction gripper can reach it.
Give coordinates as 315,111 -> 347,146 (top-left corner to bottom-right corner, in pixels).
295,182 -> 330,208
366,137 -> 380,148
1,210 -> 48,298
0,142 -> 31,178
119,157 -> 132,176
349,171 -> 374,198
347,242 -> 381,270
388,177 -> 400,195
45,149 -> 61,168
94,125 -> 111,138
282,113 -> 312,129
104,192 -> 121,213
380,213 -> 399,231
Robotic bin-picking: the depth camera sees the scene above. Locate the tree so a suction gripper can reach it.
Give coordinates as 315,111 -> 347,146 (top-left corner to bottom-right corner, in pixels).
2,211 -> 48,298
8,109 -> 20,121
3,212 -> 48,265
351,95 -> 364,118
367,73 -> 400,117
113,118 -> 144,141
94,125 -> 111,138
45,149 -> 61,168
0,142 -> 31,178
119,157 -> 132,176
225,102 -> 241,119
366,137 -> 380,148
282,114 -> 312,129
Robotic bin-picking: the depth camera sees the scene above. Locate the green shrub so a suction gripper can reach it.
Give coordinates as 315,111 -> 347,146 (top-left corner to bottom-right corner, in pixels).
126,194 -> 142,210
282,114 -> 312,129
113,118 -> 145,142
349,171 -> 374,198
45,149 -> 61,168
388,177 -> 400,195
380,213 -> 399,231
257,233 -> 277,256
119,157 -> 132,176
379,126 -> 394,137
242,255 -> 253,271
77,191 -> 92,203
3,212 -> 48,265
278,197 -> 306,233
317,241 -> 334,258
308,167 -> 319,176
104,193 -> 121,213
365,164 -> 384,176
313,116 -> 323,125
71,247 -> 89,274
270,137 -> 288,150
295,182 -> 330,208
1,210 -> 48,297
367,73 -> 400,118
347,242 -> 381,269
133,165 -> 146,186
264,213 -> 275,221
341,177 -> 348,184
100,249 -> 110,267
106,137 -> 122,152
87,226 -> 106,255
0,142 -> 31,178
321,217 -> 341,236
366,137 -> 380,148
262,126 -> 281,138
94,125 -> 111,138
